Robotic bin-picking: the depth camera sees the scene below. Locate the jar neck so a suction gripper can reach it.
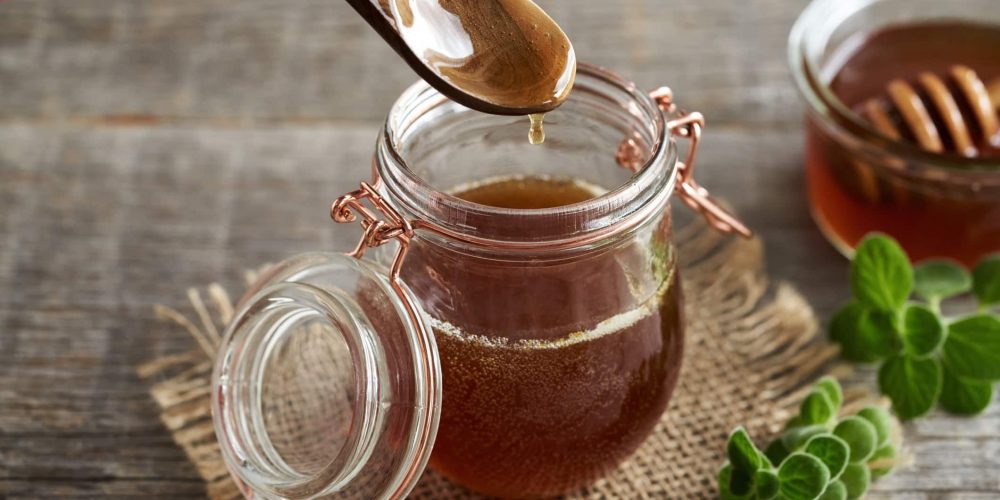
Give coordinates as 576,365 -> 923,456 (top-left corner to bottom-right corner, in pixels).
373,64 -> 678,256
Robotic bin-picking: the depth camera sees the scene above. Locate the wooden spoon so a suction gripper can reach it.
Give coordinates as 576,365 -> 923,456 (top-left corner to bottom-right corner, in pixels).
346,0 -> 576,116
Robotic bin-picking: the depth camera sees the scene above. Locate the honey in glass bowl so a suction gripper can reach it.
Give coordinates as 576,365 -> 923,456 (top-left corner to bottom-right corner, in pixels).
790,0 -> 1000,266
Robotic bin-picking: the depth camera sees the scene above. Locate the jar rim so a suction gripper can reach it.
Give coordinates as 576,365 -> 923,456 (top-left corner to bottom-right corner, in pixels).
374,63 -> 679,250
788,0 -> 1000,175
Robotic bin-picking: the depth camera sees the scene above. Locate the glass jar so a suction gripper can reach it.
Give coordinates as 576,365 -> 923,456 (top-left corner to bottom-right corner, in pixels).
789,0 -> 1000,266
211,64 -> 749,499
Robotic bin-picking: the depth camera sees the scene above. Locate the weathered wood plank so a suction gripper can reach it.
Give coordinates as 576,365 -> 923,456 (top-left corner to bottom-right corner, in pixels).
0,480 -> 207,498
0,0 -> 802,126
0,435 -> 198,479
1,0 -> 997,495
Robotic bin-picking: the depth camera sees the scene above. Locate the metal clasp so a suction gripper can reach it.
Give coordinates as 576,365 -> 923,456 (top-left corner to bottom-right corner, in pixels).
651,87 -> 753,238
332,86 -> 751,278
331,181 -> 413,282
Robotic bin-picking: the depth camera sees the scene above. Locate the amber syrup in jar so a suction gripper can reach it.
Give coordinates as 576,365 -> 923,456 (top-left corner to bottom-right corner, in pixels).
399,176 -> 684,497
807,22 -> 1000,265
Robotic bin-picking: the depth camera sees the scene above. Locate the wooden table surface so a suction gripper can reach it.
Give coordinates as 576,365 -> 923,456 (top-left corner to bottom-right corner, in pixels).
1,1 -> 997,498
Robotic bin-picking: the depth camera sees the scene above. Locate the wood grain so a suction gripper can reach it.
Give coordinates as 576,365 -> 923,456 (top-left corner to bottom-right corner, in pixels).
0,0 -> 997,498
0,0 -> 800,126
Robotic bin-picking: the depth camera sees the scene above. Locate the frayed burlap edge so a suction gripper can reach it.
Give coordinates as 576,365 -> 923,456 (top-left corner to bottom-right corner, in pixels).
138,221 -> 843,499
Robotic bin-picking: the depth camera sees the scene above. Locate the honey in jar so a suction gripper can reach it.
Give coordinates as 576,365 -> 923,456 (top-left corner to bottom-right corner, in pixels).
791,0 -> 1000,266
399,176 -> 683,497
211,65 -> 747,500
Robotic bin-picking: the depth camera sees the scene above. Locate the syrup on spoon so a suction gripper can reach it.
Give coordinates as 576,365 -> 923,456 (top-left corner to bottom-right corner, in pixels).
347,0 -> 576,142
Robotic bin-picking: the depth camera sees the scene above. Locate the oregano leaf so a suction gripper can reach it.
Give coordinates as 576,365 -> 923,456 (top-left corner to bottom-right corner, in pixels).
856,406 -> 892,447
868,444 -> 896,478
829,303 -> 897,363
878,354 -> 942,419
785,415 -> 804,430
754,469 -> 781,500
727,427 -> 765,473
800,390 -> 836,426
778,453 -> 831,500
719,464 -> 751,499
901,304 -> 944,357
839,463 -> 871,499
766,439 -> 792,466
972,254 -> 1000,306
942,315 -> 1000,381
818,480 -> 848,500
804,434 -> 850,480
914,259 -> 972,301
850,234 -> 913,312
833,416 -> 878,463
939,364 -> 994,415
782,425 -> 828,451
814,376 -> 844,412
730,467 -> 753,496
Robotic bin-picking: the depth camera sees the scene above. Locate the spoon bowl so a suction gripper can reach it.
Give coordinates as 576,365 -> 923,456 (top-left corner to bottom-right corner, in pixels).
346,0 -> 576,116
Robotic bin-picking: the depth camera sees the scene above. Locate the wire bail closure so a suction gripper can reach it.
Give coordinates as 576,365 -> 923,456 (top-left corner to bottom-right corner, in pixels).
330,86 -> 752,281
331,180 -> 413,283
650,87 -> 753,238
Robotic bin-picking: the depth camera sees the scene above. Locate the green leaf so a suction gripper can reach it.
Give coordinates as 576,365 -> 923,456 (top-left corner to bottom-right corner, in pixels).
878,354 -> 942,419
804,434 -> 850,480
943,315 -> 1000,381
868,444 -> 896,478
818,480 -> 848,500
832,416 -> 878,463
856,406 -> 892,447
940,365 -> 994,415
778,452 -> 832,500
782,425 -> 829,451
784,415 -> 804,430
755,469 -> 781,500
800,390 -> 836,426
972,254 -> 1000,306
719,464 -> 750,500
901,304 -> 944,357
766,439 -> 792,466
730,467 -> 753,496
728,427 -> 765,473
814,377 -> 844,412
850,234 -> 913,312
829,303 -> 897,363
839,463 -> 871,499
914,259 -> 972,301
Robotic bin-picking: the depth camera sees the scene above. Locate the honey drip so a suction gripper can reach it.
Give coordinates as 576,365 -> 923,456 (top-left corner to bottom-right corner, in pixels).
528,113 -> 546,145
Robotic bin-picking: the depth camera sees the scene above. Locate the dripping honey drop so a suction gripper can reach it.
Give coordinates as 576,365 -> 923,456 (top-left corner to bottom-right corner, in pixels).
529,113 -> 546,145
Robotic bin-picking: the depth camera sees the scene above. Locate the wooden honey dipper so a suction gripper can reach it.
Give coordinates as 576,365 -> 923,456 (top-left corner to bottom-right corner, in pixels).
859,65 -> 1000,156
842,66 -> 1000,204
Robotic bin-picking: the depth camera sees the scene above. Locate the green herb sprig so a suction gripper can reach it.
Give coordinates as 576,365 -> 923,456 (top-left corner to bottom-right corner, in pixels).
719,377 -> 900,500
831,234 -> 1000,419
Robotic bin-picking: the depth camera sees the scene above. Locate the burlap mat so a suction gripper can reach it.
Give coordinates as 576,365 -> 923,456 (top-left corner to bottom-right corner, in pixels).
138,219 -> 836,499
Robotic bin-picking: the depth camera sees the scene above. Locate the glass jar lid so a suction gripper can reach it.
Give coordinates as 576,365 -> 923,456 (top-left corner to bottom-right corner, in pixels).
212,252 -> 440,500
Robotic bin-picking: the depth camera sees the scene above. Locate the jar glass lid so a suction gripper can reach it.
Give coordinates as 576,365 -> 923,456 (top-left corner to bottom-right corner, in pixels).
212,252 -> 441,500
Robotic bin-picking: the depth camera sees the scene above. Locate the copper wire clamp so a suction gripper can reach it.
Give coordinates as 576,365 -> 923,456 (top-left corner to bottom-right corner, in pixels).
650,87 -> 752,238
331,87 -> 752,282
